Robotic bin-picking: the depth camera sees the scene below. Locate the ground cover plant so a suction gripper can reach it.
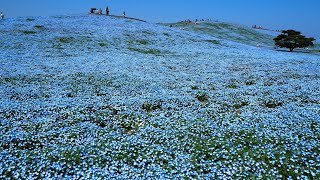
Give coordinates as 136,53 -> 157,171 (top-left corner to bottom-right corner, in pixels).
0,15 -> 319,179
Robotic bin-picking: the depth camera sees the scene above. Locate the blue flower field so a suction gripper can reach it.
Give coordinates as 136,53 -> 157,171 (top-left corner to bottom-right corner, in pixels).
0,15 -> 319,179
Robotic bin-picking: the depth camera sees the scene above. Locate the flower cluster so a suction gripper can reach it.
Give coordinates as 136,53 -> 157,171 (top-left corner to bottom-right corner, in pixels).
0,15 -> 319,179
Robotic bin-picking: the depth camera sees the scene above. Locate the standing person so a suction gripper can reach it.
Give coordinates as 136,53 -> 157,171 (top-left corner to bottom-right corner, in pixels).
99,8 -> 102,15
106,7 -> 110,15
0,12 -> 4,20
123,11 -> 126,17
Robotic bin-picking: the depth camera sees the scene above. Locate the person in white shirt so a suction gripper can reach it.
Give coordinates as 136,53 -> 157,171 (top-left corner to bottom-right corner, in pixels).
0,12 -> 4,20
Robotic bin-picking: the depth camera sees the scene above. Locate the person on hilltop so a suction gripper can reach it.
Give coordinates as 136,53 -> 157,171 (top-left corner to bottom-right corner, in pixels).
106,7 -> 110,15
0,12 -> 4,20
123,11 -> 126,17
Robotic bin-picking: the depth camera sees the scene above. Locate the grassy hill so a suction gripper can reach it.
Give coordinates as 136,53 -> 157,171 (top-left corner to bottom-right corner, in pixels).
0,15 -> 319,179
164,21 -> 277,46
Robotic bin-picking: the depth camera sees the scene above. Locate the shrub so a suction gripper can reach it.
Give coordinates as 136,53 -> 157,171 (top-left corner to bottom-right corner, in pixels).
22,30 -> 37,35
59,37 -> 74,43
34,25 -> 45,29
264,99 -> 283,108
196,93 -> 209,103
142,101 -> 162,112
233,101 -> 249,109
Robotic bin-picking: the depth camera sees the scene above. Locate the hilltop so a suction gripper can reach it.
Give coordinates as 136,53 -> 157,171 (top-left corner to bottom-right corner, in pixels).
0,15 -> 319,179
164,20 -> 278,47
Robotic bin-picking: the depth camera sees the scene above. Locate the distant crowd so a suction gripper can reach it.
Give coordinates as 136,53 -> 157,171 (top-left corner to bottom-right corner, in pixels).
90,7 -> 126,17
252,25 -> 282,32
181,18 -> 216,25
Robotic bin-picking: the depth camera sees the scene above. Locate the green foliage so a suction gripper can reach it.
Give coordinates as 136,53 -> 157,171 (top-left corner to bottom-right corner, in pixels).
163,33 -> 170,36
273,30 -> 315,52
245,79 -> 256,86
98,43 -> 107,47
168,21 -> 275,46
142,101 -> 162,112
313,43 -> 320,49
128,47 -> 163,55
26,18 -> 35,22
205,39 -> 220,45
191,85 -> 199,90
136,39 -> 149,45
226,84 -> 238,89
196,92 -> 209,103
34,25 -> 45,29
21,31 -> 37,35
234,101 -> 249,109
59,37 -> 74,43
264,99 -> 283,108
141,30 -> 155,35
311,43 -> 320,52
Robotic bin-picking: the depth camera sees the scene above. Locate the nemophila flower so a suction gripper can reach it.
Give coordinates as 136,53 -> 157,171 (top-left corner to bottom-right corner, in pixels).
0,14 -> 319,179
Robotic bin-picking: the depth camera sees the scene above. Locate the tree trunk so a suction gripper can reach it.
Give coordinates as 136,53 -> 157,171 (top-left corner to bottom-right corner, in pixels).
289,48 -> 294,52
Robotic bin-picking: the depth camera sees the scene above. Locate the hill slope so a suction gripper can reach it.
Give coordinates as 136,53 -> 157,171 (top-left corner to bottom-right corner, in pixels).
165,21 -> 278,47
0,15 -> 319,179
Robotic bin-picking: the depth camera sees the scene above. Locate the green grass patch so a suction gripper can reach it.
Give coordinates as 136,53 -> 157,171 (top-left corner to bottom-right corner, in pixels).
191,86 -> 199,90
21,30 -> 37,35
58,37 -> 74,43
136,39 -> 149,45
163,33 -> 170,36
98,43 -> 107,47
142,101 -> 162,112
128,47 -> 164,55
124,33 -> 132,37
34,25 -> 45,29
191,22 -> 274,46
26,18 -> 35,22
205,39 -> 220,45
233,101 -> 249,109
226,84 -> 238,89
264,100 -> 283,108
142,30 -> 155,35
245,79 -> 256,86
196,92 -> 209,103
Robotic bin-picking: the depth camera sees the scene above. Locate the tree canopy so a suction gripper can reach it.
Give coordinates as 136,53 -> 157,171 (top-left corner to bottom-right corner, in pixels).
273,30 -> 315,52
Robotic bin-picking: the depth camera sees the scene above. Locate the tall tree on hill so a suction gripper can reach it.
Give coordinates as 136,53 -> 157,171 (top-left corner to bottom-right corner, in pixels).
273,30 -> 315,52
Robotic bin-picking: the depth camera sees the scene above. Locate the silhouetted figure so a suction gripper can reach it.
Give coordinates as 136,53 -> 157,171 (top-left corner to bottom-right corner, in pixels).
123,11 -> 126,17
99,8 -> 102,15
106,7 -> 110,15
0,12 -> 4,20
90,8 -> 97,14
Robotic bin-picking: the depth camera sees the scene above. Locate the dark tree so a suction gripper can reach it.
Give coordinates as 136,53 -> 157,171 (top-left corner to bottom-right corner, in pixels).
273,30 -> 315,52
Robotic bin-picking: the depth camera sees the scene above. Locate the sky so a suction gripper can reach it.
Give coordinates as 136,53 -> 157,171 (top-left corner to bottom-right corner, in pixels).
1,0 -> 319,38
